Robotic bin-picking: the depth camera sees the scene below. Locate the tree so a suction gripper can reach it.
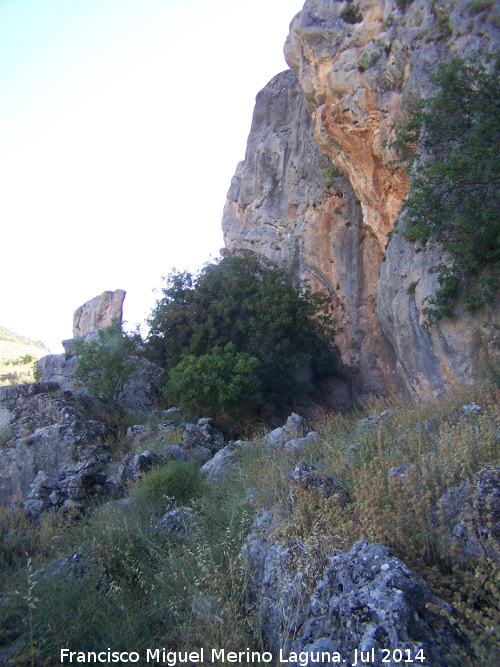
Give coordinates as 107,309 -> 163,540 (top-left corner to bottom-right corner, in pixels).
393,58 -> 500,323
74,322 -> 140,408
147,251 -> 341,419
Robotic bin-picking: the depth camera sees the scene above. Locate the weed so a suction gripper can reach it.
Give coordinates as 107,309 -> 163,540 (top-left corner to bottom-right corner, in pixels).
340,3 -> 363,24
468,0 -> 494,15
358,50 -> 380,71
129,460 -> 204,515
1,385 -> 500,663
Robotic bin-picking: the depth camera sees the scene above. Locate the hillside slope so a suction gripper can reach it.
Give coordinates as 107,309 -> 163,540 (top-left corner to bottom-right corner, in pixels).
0,326 -> 49,386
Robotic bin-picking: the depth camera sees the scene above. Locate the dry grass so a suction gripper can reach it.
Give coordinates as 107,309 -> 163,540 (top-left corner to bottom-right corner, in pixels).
1,382 -> 499,664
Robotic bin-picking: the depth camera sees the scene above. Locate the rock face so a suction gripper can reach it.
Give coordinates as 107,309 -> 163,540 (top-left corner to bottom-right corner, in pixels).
288,540 -> 470,666
222,69 -> 392,395
223,0 -> 500,399
0,383 -> 111,508
73,289 -> 126,338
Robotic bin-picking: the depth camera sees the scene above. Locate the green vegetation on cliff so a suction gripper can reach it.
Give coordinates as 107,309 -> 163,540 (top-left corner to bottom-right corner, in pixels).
74,322 -> 140,409
394,58 -> 500,324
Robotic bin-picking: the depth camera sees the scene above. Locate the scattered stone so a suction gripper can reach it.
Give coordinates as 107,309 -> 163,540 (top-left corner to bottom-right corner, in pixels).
155,507 -> 196,536
199,441 -> 248,482
434,464 -> 500,562
414,418 -> 440,444
180,418 -> 224,453
261,413 -> 307,449
118,450 -> 166,484
284,431 -> 318,455
388,464 -> 416,483
355,409 -> 397,434
36,552 -> 89,580
344,442 -> 361,469
459,403 -> 483,418
287,462 -> 350,506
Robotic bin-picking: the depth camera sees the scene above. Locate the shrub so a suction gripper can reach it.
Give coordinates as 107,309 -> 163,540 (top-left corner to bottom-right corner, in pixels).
340,2 -> 362,24
468,0 -> 494,16
324,164 -> 342,189
21,353 -> 36,364
74,322 -> 141,408
358,50 -> 380,71
392,59 -> 500,324
164,343 -> 262,420
130,460 -> 203,512
147,251 -> 342,422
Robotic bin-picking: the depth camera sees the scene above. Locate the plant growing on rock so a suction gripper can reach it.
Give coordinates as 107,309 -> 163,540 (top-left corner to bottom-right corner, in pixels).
130,460 -> 203,514
393,58 -> 500,324
340,2 -> 362,24
74,321 -> 141,409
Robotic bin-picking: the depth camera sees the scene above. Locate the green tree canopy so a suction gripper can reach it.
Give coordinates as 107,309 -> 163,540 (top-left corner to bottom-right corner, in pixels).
146,251 -> 341,419
394,58 -> 500,323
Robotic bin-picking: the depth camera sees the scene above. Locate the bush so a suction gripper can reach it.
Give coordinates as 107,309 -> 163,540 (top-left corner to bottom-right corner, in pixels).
147,251 -> 342,422
340,3 -> 362,23
324,164 -> 342,189
393,58 -> 500,324
74,322 -> 141,408
358,50 -> 380,72
130,460 -> 203,512
164,343 -> 262,419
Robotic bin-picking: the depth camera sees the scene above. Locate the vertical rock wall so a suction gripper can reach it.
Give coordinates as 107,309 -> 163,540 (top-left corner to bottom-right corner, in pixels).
223,0 -> 500,399
223,70 -> 395,395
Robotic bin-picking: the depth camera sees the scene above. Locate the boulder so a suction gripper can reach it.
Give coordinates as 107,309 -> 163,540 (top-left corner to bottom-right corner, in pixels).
155,507 -> 196,537
288,541 -> 470,667
199,440 -> 249,482
260,413 -> 307,449
241,506 -> 319,653
434,464 -> 500,563
287,462 -> 350,507
180,418 -> 225,454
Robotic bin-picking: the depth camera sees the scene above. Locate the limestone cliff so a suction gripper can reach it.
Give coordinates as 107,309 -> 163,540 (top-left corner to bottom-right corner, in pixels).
223,0 -> 500,398
223,69 -> 395,395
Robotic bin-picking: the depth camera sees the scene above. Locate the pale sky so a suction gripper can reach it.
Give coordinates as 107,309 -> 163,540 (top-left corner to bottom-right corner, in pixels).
0,0 -> 304,352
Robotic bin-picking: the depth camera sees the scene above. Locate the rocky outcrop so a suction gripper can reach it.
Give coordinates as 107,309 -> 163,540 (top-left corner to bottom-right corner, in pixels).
73,289 -> 126,338
0,383 -> 111,508
288,540 -> 470,666
435,463 -> 500,563
224,0 -> 500,399
37,291 -> 163,412
0,379 -> 229,516
242,510 -> 469,665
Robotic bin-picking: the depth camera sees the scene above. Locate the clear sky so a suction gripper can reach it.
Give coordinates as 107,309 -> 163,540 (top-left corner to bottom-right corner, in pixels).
0,0 -> 304,352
